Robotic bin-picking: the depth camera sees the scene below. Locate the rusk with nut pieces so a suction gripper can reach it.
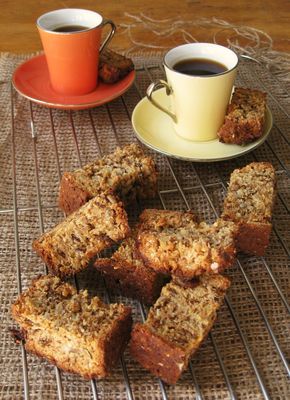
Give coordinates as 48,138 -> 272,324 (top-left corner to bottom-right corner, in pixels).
33,191 -> 130,278
217,87 -> 267,145
58,144 -> 157,215
136,209 -> 237,281
98,48 -> 134,84
222,161 -> 276,256
94,228 -> 165,304
11,275 -> 132,379
130,274 -> 230,384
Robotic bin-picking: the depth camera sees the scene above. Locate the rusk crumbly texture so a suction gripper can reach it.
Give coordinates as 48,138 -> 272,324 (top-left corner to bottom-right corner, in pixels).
138,208 -> 198,229
222,162 -> 276,256
11,275 -> 132,379
33,191 -> 130,278
98,48 -> 134,84
58,144 -> 157,215
136,209 -> 237,280
130,274 -> 230,384
217,87 -> 267,145
94,229 -> 165,304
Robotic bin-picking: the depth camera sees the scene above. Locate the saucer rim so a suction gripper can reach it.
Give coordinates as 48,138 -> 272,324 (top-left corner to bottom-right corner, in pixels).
12,54 -> 136,110
132,89 -> 273,163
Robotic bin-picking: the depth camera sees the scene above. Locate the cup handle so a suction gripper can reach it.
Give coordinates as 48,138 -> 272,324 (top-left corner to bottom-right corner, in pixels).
146,80 -> 177,122
100,19 -> 116,53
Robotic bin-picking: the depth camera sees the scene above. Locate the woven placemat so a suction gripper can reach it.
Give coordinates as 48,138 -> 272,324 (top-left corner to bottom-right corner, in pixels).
0,51 -> 289,400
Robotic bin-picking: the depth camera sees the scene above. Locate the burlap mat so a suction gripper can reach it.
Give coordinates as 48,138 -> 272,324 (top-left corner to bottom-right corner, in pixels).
0,50 -> 289,400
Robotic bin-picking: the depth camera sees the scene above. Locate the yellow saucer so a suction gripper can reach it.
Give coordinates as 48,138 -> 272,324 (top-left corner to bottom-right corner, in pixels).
132,88 -> 273,162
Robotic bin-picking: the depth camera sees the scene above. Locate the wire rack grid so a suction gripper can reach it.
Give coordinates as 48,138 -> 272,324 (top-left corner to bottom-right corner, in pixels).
3,55 -> 290,400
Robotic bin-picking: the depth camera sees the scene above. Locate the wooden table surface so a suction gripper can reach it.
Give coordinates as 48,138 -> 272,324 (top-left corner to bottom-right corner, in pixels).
0,0 -> 289,54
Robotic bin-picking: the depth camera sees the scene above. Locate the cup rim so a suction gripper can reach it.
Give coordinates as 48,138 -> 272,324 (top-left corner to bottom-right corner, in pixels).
37,8 -> 103,34
163,43 -> 239,78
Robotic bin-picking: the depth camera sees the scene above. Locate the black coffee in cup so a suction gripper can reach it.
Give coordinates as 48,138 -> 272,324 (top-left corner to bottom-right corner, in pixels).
53,25 -> 89,32
173,58 -> 227,76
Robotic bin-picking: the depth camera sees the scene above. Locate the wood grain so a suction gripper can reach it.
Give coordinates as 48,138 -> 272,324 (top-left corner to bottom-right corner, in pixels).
0,0 -> 289,53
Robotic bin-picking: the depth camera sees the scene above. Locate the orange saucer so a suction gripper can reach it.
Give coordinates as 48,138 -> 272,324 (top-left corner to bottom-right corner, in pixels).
12,54 -> 136,110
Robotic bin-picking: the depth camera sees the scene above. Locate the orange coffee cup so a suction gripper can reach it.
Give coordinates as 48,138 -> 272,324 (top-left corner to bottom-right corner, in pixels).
37,9 -> 116,95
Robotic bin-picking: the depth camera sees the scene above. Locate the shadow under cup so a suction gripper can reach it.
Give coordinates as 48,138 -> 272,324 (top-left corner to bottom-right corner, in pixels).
37,9 -> 115,96
163,43 -> 239,141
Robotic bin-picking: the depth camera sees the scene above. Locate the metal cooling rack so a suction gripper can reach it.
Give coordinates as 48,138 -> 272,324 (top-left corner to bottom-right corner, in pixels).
8,58 -> 290,400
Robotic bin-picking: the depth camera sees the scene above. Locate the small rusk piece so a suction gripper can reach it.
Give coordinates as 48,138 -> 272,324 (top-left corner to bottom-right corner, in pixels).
98,48 -> 134,84
94,229 -> 165,305
222,162 -> 276,256
217,87 -> 267,145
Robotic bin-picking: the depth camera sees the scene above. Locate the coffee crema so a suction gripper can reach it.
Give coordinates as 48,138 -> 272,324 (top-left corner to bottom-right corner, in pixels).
173,58 -> 227,76
53,25 -> 89,33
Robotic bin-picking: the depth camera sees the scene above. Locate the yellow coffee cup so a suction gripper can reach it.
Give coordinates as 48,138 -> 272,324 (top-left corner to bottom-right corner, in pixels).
147,43 -> 239,141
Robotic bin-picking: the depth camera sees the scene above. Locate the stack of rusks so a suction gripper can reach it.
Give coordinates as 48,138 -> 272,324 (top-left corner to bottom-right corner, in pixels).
11,143 -> 276,384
